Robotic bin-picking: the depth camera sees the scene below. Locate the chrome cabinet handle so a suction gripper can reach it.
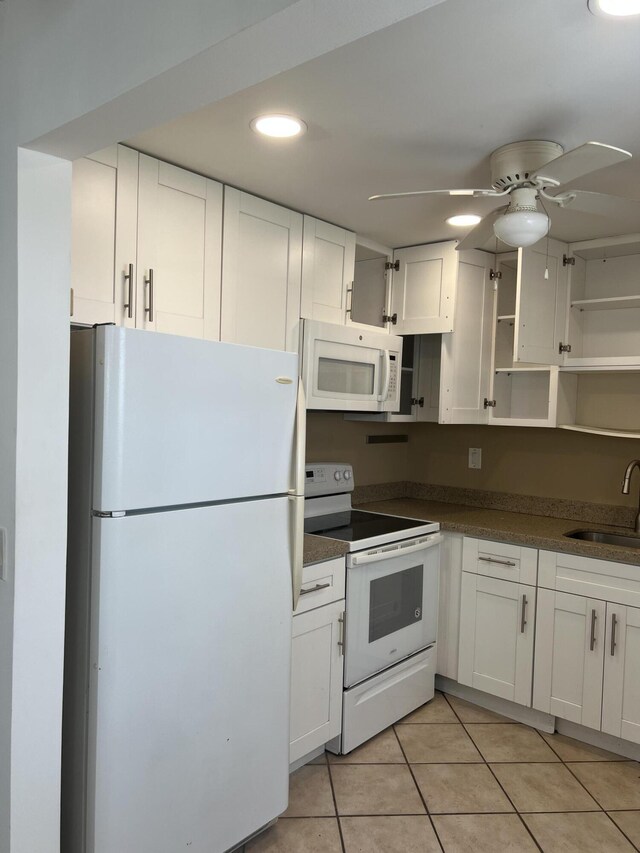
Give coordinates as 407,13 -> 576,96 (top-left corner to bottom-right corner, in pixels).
299,582 -> 331,596
144,269 -> 154,322
610,613 -> 618,657
70,287 -> 74,317
479,556 -> 516,567
520,594 -> 528,634
338,612 -> 345,656
345,284 -> 353,316
123,263 -> 134,319
589,609 -> 597,651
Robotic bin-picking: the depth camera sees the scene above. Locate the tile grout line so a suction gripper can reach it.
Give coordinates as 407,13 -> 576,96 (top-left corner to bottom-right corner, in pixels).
442,692 -> 545,853
390,721 -> 446,852
325,759 -> 348,853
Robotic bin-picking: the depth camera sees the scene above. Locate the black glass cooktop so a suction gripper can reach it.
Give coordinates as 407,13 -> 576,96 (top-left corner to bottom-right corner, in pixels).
304,510 -> 426,543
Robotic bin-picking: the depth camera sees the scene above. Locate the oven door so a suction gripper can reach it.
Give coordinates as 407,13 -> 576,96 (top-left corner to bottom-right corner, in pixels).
344,534 -> 441,688
302,320 -> 402,412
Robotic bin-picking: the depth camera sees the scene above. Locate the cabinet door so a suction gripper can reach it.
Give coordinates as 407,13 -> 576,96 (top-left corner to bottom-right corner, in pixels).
440,250 -> 494,424
222,188 -> 302,353
71,145 -> 138,327
514,237 -> 569,365
533,589 -> 605,730
136,155 -> 222,340
301,217 -> 355,325
290,600 -> 344,764
390,242 -> 458,334
458,573 -> 535,706
602,603 -> 640,745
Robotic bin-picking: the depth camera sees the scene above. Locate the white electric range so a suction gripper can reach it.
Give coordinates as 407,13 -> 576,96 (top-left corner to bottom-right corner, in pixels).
304,463 -> 441,754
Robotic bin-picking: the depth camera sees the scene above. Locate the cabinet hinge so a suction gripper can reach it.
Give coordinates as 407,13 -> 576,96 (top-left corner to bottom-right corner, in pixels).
489,269 -> 502,281
559,342 -> 572,354
563,254 -> 576,267
385,260 -> 400,271
382,312 -> 398,325
484,398 -> 497,409
411,397 -> 425,408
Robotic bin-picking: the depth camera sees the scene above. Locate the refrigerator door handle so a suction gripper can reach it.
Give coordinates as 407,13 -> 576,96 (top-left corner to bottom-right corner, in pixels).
288,377 -> 307,497
289,495 -> 305,611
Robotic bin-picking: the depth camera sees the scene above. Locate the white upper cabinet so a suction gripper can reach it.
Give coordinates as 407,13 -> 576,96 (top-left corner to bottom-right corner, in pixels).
515,237 -> 569,365
222,189 -> 302,353
71,146 -> 223,341
390,242 -> 458,334
137,155 -> 222,340
301,217 -> 355,325
71,145 -> 138,328
349,237 -> 394,332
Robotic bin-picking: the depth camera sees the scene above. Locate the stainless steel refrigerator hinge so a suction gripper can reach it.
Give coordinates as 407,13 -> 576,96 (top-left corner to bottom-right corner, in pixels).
385,260 -> 400,271
563,254 -> 576,266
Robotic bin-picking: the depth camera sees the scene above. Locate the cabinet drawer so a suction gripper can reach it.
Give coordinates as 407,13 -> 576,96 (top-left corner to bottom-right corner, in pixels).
462,537 -> 537,586
294,557 -> 346,615
539,550 -> 640,608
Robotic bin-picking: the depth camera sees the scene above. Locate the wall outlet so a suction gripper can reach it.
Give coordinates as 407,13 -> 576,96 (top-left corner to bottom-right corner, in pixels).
468,447 -> 482,470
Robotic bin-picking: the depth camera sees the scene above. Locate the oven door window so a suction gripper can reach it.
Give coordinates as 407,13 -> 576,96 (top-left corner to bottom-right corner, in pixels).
369,564 -> 423,643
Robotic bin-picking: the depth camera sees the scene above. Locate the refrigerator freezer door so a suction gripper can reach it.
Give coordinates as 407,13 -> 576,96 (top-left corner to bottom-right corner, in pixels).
83,498 -> 292,853
90,326 -> 298,511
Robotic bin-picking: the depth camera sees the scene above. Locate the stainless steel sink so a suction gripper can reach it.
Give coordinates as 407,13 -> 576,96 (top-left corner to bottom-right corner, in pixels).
564,529 -> 640,549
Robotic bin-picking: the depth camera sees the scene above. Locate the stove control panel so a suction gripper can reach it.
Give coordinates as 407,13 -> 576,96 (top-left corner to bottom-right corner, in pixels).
305,463 -> 355,497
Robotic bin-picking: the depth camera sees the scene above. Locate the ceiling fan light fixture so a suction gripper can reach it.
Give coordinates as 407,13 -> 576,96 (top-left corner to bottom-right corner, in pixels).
493,210 -> 550,248
250,114 -> 307,138
588,0 -> 640,16
446,214 -> 482,227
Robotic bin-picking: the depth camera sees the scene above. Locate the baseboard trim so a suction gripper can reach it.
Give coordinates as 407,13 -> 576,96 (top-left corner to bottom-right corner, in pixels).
289,745 -> 325,773
556,718 -> 640,761
436,676 -> 555,732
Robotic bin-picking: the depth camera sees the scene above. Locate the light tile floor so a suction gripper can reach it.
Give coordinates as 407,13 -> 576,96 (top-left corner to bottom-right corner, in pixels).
243,692 -> 640,852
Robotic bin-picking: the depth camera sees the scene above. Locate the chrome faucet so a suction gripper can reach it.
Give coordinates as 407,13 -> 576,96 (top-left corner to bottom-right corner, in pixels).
622,459 -> 640,533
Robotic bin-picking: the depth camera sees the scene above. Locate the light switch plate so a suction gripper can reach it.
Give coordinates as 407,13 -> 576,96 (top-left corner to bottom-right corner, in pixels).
468,448 -> 482,470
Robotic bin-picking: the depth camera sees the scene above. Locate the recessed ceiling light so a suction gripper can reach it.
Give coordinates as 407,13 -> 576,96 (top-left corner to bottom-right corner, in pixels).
446,214 -> 482,227
588,0 -> 640,16
250,114 -> 307,138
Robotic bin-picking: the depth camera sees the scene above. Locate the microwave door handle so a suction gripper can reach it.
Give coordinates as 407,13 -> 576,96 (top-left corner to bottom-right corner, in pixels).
378,350 -> 391,402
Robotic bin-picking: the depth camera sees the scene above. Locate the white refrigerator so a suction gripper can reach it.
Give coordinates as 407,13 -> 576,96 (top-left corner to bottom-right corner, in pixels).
62,326 -> 305,853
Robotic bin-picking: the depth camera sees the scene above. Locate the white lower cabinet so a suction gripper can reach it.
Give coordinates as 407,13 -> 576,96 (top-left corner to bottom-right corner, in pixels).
290,598 -> 344,764
458,572 -> 536,706
602,603 -> 640,745
533,589 -> 605,730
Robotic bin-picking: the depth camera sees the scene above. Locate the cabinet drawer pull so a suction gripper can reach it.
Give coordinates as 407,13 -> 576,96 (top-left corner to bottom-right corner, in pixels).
299,582 -> 331,596
610,613 -> 618,657
338,611 -> 345,655
144,268 -> 154,322
520,594 -> 528,634
589,608 -> 597,651
123,263 -> 134,319
479,556 -> 517,568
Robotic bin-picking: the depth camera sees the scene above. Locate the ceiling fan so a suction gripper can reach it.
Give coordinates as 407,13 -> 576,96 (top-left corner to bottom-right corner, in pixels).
370,140 -> 639,250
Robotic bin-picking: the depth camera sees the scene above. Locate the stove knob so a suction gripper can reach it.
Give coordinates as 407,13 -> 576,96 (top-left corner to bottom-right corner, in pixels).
344,470 -> 352,480
334,471 -> 342,481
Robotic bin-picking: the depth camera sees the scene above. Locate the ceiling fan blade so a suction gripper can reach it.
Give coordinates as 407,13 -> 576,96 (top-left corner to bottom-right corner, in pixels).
555,190 -> 640,222
368,188 -> 498,201
455,206 -> 508,252
531,142 -> 632,187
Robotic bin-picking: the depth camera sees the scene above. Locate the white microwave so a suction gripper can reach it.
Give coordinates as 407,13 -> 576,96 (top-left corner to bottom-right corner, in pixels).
301,320 -> 403,412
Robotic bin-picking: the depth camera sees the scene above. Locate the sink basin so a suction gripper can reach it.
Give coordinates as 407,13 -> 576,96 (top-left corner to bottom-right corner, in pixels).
564,529 -> 640,549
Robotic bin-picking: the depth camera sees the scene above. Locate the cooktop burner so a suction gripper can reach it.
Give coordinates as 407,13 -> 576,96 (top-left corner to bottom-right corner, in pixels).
304,509 -> 427,543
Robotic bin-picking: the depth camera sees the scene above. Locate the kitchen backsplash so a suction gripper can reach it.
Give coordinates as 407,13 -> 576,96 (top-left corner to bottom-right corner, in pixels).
306,413 -> 640,510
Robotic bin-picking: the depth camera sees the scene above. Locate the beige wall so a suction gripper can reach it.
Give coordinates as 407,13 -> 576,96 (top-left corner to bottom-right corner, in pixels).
306,414 -> 640,509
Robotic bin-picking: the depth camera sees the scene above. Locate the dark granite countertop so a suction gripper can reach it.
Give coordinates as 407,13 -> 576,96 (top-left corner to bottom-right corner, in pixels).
303,533 -> 349,566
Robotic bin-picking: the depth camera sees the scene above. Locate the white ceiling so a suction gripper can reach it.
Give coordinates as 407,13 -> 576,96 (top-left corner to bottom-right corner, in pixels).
127,0 -> 640,249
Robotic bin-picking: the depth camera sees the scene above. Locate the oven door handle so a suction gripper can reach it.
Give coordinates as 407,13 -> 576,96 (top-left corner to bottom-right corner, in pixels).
349,533 -> 442,566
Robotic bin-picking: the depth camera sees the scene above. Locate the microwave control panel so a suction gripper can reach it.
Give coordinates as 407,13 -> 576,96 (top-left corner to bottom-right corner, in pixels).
387,354 -> 398,400
304,463 -> 354,497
